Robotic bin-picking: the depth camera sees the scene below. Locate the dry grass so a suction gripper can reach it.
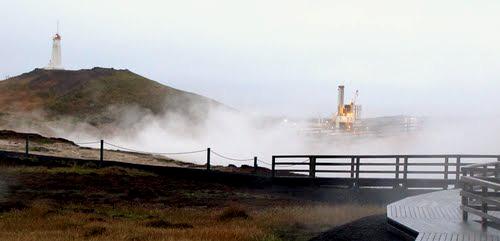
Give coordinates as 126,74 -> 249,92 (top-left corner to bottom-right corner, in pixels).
218,206 -> 250,221
7,165 -> 156,177
0,161 -> 385,241
0,201 -> 383,241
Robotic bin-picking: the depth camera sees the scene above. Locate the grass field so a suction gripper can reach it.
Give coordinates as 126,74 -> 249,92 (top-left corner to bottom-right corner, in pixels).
0,164 -> 383,241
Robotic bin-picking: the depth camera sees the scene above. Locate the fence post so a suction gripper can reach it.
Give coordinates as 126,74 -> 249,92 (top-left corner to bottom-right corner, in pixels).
395,157 -> 400,189
482,186 -> 488,229
309,157 -> 316,178
355,157 -> 360,189
403,157 -> 408,190
99,140 -> 104,166
206,148 -> 211,171
462,174 -> 469,221
271,156 -> 276,178
25,136 -> 29,158
444,157 -> 449,190
455,156 -> 461,188
253,156 -> 258,174
350,157 -> 355,188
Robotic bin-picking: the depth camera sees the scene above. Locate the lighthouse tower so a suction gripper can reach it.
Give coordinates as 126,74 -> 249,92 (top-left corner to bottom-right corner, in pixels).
45,23 -> 63,70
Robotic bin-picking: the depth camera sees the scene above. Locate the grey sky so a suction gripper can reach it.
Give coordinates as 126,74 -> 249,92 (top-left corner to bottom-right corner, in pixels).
1,0 -> 500,118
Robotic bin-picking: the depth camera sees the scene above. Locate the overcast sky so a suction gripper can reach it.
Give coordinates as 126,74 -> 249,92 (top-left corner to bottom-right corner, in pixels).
1,0 -> 500,118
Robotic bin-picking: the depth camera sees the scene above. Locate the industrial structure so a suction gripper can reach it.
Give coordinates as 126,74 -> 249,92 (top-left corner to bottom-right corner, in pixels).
334,85 -> 361,129
45,23 -> 63,70
299,84 -> 422,137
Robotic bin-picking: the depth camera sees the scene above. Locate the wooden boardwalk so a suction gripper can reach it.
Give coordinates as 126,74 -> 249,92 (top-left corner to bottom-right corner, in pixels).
272,154 -> 500,189
387,189 -> 500,240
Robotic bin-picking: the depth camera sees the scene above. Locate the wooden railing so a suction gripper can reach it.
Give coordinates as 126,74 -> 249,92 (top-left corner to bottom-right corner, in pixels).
271,155 -> 500,189
460,162 -> 500,229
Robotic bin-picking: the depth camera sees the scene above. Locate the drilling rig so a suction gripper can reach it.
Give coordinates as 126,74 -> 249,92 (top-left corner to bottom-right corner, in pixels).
334,85 -> 361,130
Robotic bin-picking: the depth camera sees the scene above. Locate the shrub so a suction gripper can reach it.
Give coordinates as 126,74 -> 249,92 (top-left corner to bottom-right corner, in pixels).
218,206 -> 249,221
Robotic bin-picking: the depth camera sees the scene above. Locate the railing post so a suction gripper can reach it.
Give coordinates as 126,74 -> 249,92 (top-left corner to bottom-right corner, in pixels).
403,157 -> 408,190
481,186 -> 488,229
99,140 -> 104,167
271,156 -> 276,178
350,157 -> 355,178
455,156 -> 461,188
253,156 -> 258,174
206,148 -> 211,171
444,157 -> 449,190
350,157 -> 355,188
355,157 -> 360,189
462,170 -> 468,221
395,157 -> 400,189
309,157 -> 316,178
25,135 -> 29,158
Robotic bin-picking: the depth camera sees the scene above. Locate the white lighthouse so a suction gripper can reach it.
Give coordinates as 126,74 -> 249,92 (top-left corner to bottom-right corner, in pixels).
45,24 -> 63,70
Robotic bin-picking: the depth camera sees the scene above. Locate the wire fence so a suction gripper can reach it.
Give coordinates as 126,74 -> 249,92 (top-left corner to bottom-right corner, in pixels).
104,142 -> 206,156
72,139 -> 271,172
74,141 -> 101,145
211,150 -> 253,162
257,158 -> 271,166
17,136 -> 274,175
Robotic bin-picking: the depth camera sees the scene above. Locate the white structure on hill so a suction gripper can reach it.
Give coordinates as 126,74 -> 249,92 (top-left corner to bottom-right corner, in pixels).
45,24 -> 63,70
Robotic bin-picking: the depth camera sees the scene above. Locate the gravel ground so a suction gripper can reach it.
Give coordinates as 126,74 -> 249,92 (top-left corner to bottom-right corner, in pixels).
309,214 -> 405,241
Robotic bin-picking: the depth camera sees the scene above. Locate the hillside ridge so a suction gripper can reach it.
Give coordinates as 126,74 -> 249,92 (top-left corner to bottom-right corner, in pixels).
0,67 -> 226,127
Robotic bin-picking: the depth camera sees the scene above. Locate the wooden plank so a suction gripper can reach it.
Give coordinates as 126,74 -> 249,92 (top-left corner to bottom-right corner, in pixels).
429,233 -> 436,241
460,205 -> 500,223
461,176 -> 500,190
274,169 -> 311,172
462,162 -> 500,169
274,162 -> 310,165
460,190 -> 500,207
314,162 -> 351,166
421,206 -> 431,219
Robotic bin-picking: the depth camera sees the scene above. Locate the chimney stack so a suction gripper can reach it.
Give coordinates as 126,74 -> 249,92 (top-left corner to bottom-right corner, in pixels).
337,85 -> 345,113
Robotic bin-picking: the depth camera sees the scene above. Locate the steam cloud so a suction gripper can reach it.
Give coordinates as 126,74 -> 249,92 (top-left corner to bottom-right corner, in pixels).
31,102 -> 500,167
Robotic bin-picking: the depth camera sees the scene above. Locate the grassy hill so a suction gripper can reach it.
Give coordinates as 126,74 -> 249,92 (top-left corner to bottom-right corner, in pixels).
0,67 -> 225,127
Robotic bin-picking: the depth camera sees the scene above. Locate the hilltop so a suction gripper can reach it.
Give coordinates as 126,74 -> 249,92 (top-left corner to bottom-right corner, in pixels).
0,67 -> 225,130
